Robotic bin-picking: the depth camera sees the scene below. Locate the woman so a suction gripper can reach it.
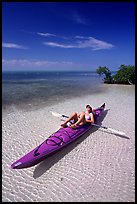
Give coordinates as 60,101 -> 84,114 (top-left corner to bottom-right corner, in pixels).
61,104 -> 94,129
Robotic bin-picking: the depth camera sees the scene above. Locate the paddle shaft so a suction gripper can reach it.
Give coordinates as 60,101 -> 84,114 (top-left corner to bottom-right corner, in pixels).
51,112 -> 125,136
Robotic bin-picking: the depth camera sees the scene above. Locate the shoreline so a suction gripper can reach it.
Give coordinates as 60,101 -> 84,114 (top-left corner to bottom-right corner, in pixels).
2,84 -> 135,202
2,83 -> 134,118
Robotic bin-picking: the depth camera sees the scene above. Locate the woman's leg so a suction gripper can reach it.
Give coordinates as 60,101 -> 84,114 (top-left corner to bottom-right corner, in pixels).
61,112 -> 78,127
70,113 -> 86,128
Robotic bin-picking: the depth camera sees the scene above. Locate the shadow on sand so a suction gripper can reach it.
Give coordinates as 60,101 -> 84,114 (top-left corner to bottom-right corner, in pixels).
33,109 -> 129,179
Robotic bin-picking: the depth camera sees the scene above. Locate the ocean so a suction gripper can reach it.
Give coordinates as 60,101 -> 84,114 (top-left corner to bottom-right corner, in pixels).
2,71 -> 104,113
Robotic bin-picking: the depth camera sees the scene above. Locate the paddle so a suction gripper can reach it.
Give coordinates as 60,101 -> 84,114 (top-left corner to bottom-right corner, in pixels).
51,111 -> 126,136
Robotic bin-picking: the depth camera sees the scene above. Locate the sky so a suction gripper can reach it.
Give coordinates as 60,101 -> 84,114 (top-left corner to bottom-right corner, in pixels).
2,2 -> 135,72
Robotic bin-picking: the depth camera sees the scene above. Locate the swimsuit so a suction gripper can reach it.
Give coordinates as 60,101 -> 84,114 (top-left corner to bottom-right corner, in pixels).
85,115 -> 91,120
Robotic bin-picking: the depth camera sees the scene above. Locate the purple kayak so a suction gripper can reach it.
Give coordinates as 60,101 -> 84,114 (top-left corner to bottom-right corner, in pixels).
11,103 -> 105,169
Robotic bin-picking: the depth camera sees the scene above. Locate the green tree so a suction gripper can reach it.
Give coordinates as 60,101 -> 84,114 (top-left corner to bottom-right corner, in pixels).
113,64 -> 135,84
96,66 -> 113,83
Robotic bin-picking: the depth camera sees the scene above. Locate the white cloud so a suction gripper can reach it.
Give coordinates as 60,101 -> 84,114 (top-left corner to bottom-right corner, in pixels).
2,42 -> 28,49
37,32 -> 114,51
71,11 -> 88,25
75,35 -> 88,39
44,36 -> 114,50
2,59 -> 75,68
43,42 -> 75,48
75,15 -> 87,25
78,37 -> 114,50
37,32 -> 56,37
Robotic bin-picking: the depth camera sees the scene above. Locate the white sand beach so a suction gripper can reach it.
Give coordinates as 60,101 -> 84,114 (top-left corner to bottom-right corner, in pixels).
2,84 -> 135,202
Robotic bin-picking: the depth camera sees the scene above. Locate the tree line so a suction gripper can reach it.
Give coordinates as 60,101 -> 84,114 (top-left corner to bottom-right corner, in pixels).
96,64 -> 135,85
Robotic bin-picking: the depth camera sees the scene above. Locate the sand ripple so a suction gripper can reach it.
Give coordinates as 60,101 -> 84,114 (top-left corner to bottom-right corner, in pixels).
2,85 -> 135,202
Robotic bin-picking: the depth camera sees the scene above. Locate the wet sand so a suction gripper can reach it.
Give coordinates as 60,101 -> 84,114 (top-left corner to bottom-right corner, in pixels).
2,84 -> 135,202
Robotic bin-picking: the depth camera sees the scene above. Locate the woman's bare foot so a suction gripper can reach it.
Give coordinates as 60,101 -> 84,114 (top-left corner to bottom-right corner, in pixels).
70,124 -> 77,129
61,123 -> 67,128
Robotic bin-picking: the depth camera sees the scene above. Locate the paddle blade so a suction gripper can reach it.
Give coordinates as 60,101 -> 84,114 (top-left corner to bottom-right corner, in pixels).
107,127 -> 126,136
51,111 -> 62,118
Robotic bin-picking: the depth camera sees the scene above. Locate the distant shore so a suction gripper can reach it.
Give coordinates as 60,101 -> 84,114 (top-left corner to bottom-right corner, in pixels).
2,84 -> 135,202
